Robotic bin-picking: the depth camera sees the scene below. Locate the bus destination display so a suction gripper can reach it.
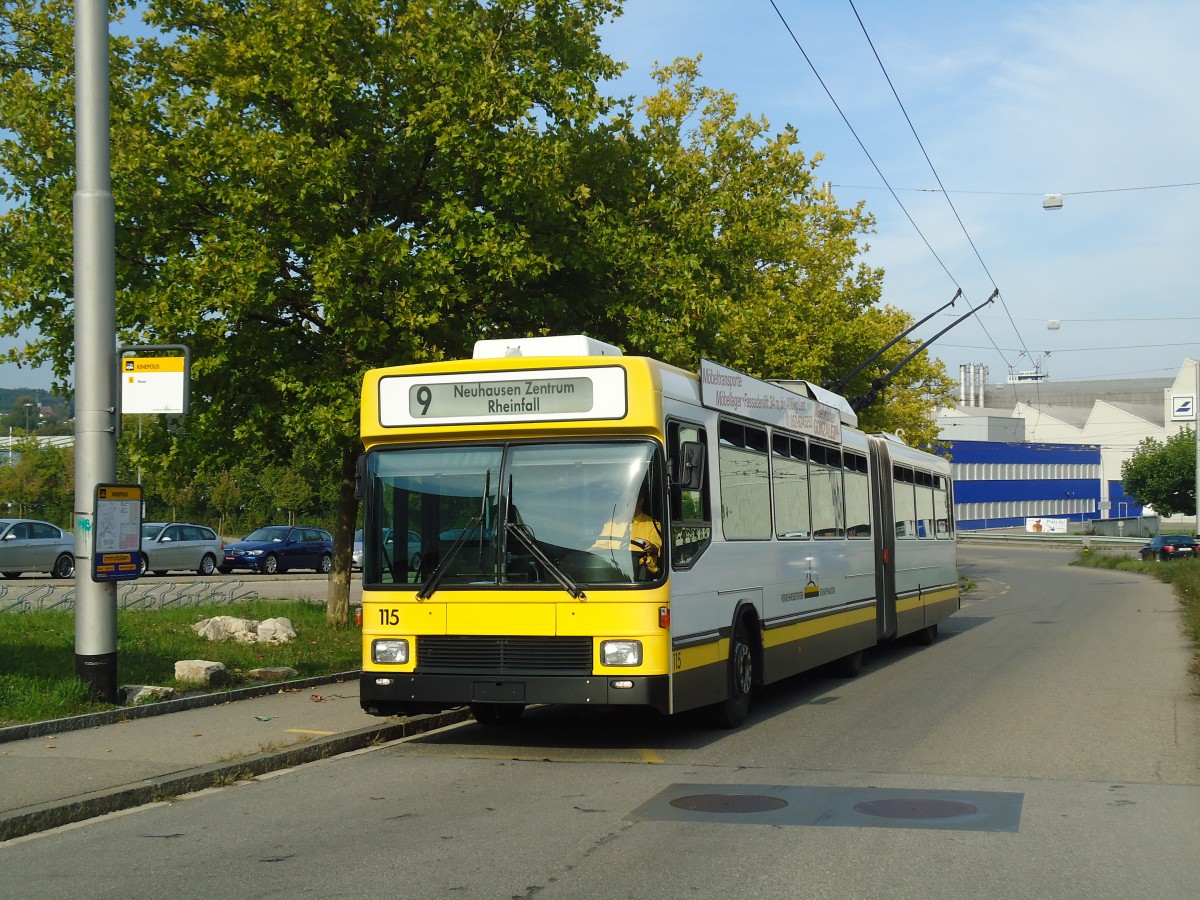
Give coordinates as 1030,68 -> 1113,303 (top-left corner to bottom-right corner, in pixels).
378,366 -> 628,427
412,376 -> 593,418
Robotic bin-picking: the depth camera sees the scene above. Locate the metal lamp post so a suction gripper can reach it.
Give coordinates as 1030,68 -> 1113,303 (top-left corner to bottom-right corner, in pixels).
73,0 -> 120,702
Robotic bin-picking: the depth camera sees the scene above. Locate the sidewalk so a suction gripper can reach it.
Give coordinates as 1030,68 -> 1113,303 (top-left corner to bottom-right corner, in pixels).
0,676 -> 472,842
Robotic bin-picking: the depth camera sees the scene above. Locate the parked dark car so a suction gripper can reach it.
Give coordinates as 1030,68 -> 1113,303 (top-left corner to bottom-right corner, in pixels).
1138,533 -> 1196,562
139,522 -> 223,576
0,518 -> 75,579
219,525 -> 333,575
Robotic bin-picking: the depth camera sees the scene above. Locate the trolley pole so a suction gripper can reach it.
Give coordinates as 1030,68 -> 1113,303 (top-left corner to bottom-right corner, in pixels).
73,0 -> 119,702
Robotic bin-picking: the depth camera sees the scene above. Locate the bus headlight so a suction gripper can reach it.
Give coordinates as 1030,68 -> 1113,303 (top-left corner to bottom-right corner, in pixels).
601,640 -> 642,667
372,639 -> 409,664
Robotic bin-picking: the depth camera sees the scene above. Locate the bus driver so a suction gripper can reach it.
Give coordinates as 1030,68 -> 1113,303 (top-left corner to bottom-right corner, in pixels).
591,481 -> 662,577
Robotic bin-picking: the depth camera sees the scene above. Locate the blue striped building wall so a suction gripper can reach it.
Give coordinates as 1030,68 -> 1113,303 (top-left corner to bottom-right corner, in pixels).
941,440 -> 1104,530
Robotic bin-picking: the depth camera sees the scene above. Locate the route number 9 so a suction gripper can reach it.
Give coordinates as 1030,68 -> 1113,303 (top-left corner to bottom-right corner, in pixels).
414,385 -> 432,415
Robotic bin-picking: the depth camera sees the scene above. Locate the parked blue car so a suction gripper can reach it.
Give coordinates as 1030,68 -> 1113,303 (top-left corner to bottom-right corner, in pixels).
219,525 -> 333,575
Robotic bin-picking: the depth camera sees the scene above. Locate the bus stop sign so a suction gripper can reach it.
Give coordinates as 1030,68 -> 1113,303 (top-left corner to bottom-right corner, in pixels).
93,483 -> 143,582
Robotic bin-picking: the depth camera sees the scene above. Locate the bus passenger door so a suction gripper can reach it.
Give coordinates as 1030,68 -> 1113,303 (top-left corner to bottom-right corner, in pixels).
868,437 -> 898,641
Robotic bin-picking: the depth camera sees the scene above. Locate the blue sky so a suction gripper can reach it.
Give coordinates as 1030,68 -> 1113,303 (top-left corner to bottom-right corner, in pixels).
599,0 -> 1200,385
3,0 -> 1197,390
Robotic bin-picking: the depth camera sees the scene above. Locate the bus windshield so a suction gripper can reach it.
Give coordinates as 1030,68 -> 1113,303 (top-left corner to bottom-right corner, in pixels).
364,441 -> 665,588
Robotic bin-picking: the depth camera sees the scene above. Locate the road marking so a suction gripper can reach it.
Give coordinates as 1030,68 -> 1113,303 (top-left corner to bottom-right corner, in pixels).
960,576 -> 1011,607
286,729 -> 337,736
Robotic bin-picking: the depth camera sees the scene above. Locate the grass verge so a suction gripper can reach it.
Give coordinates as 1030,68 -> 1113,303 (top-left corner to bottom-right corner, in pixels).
1075,549 -> 1200,678
0,600 -> 360,727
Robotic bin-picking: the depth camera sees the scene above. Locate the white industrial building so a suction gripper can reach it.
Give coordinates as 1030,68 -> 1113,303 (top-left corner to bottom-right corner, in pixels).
936,358 -> 1199,528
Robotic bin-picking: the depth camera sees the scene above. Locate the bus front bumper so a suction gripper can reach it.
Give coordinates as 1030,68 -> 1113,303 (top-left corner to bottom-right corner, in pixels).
360,672 -> 670,716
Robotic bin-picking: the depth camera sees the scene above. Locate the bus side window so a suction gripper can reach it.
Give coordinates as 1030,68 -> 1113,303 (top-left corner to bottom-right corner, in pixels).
669,421 -> 712,568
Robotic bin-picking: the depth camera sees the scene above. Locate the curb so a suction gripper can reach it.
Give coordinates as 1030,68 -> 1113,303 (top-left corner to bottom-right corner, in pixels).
0,672 -> 364,744
0,707 -> 473,842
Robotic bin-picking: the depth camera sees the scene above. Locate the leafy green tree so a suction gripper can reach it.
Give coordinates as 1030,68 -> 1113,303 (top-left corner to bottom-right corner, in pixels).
142,464 -> 196,522
0,438 -> 43,517
0,438 -> 72,521
564,58 -> 956,445
2,0 -> 624,625
261,463 -> 314,527
30,441 -> 73,523
204,464 -> 249,541
1121,428 -> 1197,518
2,3 -> 954,625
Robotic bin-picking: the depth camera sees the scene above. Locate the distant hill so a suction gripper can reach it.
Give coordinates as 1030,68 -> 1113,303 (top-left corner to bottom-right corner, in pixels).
0,386 -> 73,434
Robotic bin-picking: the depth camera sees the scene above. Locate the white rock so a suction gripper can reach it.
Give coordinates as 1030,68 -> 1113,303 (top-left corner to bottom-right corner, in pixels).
256,617 -> 296,644
174,659 -> 230,687
120,684 -> 177,705
193,616 -> 259,643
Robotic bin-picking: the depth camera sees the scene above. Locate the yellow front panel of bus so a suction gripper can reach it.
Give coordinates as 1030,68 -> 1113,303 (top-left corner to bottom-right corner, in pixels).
447,601 -> 555,635
363,588 -> 671,674
367,602 -> 446,632
368,588 -> 667,634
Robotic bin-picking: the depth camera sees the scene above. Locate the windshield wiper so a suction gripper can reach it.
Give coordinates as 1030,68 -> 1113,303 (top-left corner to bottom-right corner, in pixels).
417,469 -> 491,600
505,521 -> 586,600
416,515 -> 481,600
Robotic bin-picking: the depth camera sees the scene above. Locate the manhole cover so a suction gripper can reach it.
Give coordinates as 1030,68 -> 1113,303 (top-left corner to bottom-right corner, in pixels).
854,798 -> 978,820
670,793 -> 789,814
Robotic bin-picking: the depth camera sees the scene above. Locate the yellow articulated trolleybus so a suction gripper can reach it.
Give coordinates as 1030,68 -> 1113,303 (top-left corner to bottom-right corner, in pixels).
357,335 -> 958,727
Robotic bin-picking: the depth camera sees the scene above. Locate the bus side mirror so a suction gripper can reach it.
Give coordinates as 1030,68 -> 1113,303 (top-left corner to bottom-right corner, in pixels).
674,441 -> 705,491
354,453 -> 366,501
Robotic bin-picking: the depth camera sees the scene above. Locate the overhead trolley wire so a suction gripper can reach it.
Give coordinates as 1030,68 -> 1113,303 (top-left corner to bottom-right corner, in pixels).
845,0 -> 1032,364
763,6 -> 958,284
834,180 -> 1200,197
764,0 -> 1015,373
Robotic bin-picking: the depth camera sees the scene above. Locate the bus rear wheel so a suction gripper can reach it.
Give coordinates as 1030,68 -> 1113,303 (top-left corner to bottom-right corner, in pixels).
832,648 -> 865,677
912,623 -> 938,646
711,617 -> 754,728
470,703 -> 525,726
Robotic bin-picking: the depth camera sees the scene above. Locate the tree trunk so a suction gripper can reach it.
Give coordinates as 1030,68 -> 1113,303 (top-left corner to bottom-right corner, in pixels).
326,444 -> 359,628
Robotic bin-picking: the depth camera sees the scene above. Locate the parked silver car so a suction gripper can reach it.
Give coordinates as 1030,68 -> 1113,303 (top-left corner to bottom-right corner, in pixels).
139,522 -> 224,576
352,527 -> 422,572
0,518 -> 75,579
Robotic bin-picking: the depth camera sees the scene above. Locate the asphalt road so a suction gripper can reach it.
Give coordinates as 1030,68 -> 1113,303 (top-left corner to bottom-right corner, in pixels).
3,544 -> 1198,899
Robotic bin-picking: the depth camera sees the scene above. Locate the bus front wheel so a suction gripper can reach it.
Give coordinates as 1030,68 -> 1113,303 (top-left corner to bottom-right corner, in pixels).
712,617 -> 754,729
